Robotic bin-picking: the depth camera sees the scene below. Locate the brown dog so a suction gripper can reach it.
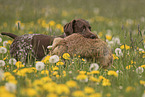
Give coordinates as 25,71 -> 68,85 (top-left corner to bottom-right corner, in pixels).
1,19 -> 97,63
49,33 -> 113,68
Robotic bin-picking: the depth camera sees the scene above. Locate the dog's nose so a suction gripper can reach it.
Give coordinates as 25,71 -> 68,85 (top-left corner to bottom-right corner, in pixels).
90,35 -> 97,39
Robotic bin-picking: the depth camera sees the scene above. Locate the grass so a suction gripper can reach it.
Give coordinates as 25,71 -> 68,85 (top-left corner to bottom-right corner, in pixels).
0,0 -> 145,97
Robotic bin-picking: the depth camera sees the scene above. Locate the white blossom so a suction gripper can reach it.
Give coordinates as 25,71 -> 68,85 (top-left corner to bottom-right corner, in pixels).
0,47 -> 7,54
9,58 -> 17,65
49,55 -> 59,63
35,62 -> 45,71
136,67 -> 144,74
5,82 -> 16,93
89,63 -> 99,71
0,60 -> 5,67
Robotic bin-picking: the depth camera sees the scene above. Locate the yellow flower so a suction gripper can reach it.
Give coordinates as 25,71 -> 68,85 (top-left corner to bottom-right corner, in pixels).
41,77 -> 52,83
66,80 -> 77,88
106,35 -> 112,41
79,71 -> 86,75
48,20 -> 55,26
56,61 -> 64,66
89,93 -> 102,97
84,87 -> 95,94
102,79 -> 111,86
52,71 -> 58,75
22,88 -> 37,96
126,65 -> 133,70
141,65 -> 145,68
89,76 -> 100,82
62,53 -> 70,60
131,60 -> 136,64
56,84 -> 70,95
15,61 -> 24,68
106,93 -> 111,97
120,44 -> 130,50
108,70 -> 118,77
140,80 -> 145,85
52,66 -> 59,71
56,24 -> 63,29
47,93 -> 58,97
90,70 -> 100,74
72,90 -> 85,97
28,31 -> 33,34
43,82 -> 57,92
76,74 -> 88,80
112,54 -> 119,60
41,55 -> 51,64
7,40 -> 13,45
41,70 -> 49,75
125,86 -> 135,92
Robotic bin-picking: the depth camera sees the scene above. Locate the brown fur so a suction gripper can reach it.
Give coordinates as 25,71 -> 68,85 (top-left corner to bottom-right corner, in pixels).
1,19 -> 97,62
50,33 -> 113,68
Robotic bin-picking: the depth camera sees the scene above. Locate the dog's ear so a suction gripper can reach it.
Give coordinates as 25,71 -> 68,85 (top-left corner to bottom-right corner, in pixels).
64,19 -> 76,36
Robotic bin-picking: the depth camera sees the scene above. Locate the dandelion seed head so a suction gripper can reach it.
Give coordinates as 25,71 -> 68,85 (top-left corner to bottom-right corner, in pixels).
49,55 -> 59,63
0,47 -> 7,54
5,82 -> 16,93
0,60 -> 5,67
136,67 -> 144,74
35,62 -> 45,71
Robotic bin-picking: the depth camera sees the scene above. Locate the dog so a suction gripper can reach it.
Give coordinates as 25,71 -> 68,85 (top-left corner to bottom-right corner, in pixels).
1,19 -> 97,63
48,33 -> 113,68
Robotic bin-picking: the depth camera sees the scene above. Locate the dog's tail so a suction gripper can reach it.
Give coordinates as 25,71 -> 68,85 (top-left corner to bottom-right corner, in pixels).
1,32 -> 18,39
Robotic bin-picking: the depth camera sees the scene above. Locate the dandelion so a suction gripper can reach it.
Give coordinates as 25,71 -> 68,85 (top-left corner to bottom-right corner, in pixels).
91,71 -> 100,75
3,41 -> 8,46
35,61 -> 45,71
76,74 -> 88,82
89,63 -> 99,71
136,67 -> 144,74
66,80 -> 77,88
41,55 -> 51,64
125,86 -> 135,92
112,54 -> 119,60
108,70 -> 118,77
5,82 -> 16,93
126,65 -> 133,70
106,35 -> 112,41
56,61 -> 64,65
56,84 -> 70,95
49,55 -> 59,63
0,69 -> 4,81
0,60 -> 5,66
141,65 -> 145,68
115,48 -> 123,57
102,79 -> 111,86
15,61 -> 24,68
48,20 -> 55,26
0,47 -> 7,54
52,66 -> 59,71
112,37 -> 120,44
72,90 -> 85,97
0,37 -> 2,42
47,93 -> 58,97
62,53 -> 70,60
140,80 -> 145,86
84,87 -> 95,94
120,44 -> 130,50
9,58 -> 17,65
89,93 -> 102,97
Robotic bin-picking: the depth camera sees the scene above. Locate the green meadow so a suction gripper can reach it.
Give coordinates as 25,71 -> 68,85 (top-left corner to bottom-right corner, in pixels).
0,0 -> 145,97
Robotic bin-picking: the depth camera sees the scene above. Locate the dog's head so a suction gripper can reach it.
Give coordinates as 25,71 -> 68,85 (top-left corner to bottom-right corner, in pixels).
64,19 -> 98,39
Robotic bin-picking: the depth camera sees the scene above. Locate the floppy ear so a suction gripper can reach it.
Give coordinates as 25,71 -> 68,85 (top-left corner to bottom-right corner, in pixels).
64,19 -> 76,36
